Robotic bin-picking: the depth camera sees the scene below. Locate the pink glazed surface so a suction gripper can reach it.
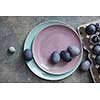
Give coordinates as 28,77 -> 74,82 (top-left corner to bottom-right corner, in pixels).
32,25 -> 82,74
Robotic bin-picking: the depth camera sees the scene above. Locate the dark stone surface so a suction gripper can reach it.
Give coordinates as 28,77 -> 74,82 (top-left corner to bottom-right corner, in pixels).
0,16 -> 100,83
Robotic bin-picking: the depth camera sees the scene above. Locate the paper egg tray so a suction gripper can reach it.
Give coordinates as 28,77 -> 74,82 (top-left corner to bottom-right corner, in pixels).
77,20 -> 100,83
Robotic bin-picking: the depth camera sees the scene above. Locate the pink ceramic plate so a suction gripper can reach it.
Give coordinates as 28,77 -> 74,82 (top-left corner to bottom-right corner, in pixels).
32,24 -> 82,75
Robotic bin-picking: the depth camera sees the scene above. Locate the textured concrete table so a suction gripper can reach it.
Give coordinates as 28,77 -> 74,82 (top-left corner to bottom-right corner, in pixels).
0,16 -> 100,83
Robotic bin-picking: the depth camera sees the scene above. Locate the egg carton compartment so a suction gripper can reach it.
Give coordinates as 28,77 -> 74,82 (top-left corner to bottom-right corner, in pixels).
77,20 -> 100,83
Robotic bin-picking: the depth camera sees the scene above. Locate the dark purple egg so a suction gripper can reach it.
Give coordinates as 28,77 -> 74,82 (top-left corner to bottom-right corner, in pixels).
90,35 -> 99,44
50,51 -> 60,64
95,55 -> 100,65
60,50 -> 72,62
85,24 -> 97,35
24,49 -> 33,61
92,44 -> 100,55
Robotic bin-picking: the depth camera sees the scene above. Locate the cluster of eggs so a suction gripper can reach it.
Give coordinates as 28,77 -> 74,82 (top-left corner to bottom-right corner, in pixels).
23,46 -> 81,65
50,46 -> 80,64
80,23 -> 100,71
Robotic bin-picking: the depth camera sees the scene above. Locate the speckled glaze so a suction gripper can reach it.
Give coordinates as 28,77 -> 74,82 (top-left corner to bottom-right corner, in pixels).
32,24 -> 82,75
24,20 -> 83,80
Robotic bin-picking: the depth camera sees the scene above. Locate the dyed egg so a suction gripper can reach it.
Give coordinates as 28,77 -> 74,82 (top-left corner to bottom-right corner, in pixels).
95,55 -> 100,65
85,24 -> 97,35
60,50 -> 72,62
67,46 -> 80,57
80,60 -> 91,71
92,44 -> 100,55
24,49 -> 33,61
90,35 -> 99,44
50,51 -> 60,64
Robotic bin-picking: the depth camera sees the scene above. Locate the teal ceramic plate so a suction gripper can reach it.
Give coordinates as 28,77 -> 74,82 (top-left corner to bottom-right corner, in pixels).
24,20 -> 83,80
